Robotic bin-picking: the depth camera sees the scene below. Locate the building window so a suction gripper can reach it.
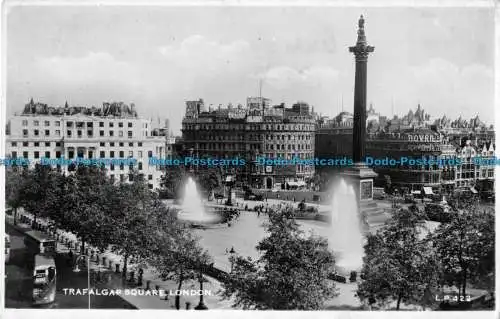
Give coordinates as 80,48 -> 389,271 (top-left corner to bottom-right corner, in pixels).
128,131 -> 133,138
119,151 -> 124,158
110,151 -> 115,157
43,121 -> 50,126
23,142 -> 29,147
77,130 -> 82,137
87,122 -> 93,128
129,174 -> 133,182
129,142 -> 134,147
87,130 -> 93,137
148,184 -> 153,190
67,130 -> 72,137
120,163 -> 124,170
100,151 -> 105,158
128,122 -> 133,128
45,130 -> 50,136
110,164 -> 115,171
148,174 -> 153,180
56,151 -> 61,158
67,121 -> 73,127
23,129 -> 28,137
120,174 -> 124,182
11,142 -> 17,147
34,120 -> 39,126
11,151 -> 17,158
99,122 -> 104,127
45,151 -> 50,158
34,142 -> 40,147
45,142 -> 50,147
119,142 -> 124,147
110,175 -> 115,182
119,122 -> 123,128
76,122 -> 84,128
148,151 -> 153,158
68,150 -> 74,159
34,151 -> 39,159
55,121 -> 61,126
138,162 -> 143,170
109,131 -> 114,137
138,151 -> 143,157
100,131 -> 104,136
119,131 -> 124,137
138,142 -> 143,147
23,151 -> 28,158
109,122 -> 114,128
22,120 -> 28,126
56,130 -> 61,136
129,151 -> 133,157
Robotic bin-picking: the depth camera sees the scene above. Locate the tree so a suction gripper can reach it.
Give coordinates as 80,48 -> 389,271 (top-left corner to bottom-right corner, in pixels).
357,207 -> 439,310
222,208 -> 337,309
57,165 -> 115,254
5,167 -> 26,225
18,164 -> 58,227
431,201 -> 495,300
159,166 -> 187,199
109,172 -> 158,278
147,213 -> 211,310
197,167 -> 221,194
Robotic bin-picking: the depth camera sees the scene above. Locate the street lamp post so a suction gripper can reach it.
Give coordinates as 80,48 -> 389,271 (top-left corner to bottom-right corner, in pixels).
194,262 -> 208,310
229,246 -> 235,273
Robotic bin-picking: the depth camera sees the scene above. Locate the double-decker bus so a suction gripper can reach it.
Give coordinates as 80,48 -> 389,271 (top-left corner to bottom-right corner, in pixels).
24,230 -> 56,256
32,254 -> 57,305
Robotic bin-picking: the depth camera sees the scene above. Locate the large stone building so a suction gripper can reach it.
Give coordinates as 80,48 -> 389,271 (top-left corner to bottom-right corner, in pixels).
315,104 -> 495,193
181,97 -> 316,189
5,99 -> 168,189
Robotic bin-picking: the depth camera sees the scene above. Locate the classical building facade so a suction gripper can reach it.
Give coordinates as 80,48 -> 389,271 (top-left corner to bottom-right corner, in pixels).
181,98 -> 316,189
5,100 -> 168,189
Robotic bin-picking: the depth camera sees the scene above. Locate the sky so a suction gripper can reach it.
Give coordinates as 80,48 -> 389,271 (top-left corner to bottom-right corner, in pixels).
6,5 -> 495,133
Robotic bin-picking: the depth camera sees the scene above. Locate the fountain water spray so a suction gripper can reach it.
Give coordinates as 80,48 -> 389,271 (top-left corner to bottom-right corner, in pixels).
177,177 -> 220,223
329,178 -> 365,273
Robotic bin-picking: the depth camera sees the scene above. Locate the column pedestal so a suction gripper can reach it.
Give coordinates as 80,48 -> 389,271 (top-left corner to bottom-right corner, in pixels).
340,163 -> 382,234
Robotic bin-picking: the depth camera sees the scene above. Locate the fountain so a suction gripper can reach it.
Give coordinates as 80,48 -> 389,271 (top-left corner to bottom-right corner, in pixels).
329,178 -> 365,275
177,177 -> 221,224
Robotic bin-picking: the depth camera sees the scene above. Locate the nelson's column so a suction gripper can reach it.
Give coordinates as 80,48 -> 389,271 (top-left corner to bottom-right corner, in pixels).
342,15 -> 379,219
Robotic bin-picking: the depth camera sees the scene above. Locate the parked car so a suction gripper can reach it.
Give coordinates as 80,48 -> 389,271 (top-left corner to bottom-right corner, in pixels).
425,203 -> 452,223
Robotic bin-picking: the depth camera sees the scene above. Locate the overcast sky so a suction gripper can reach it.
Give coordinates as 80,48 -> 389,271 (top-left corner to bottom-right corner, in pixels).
6,6 -> 494,133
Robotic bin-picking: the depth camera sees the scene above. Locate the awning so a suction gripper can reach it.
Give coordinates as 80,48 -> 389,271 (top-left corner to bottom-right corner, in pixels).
411,190 -> 421,195
470,187 -> 478,194
423,187 -> 434,195
287,182 -> 299,187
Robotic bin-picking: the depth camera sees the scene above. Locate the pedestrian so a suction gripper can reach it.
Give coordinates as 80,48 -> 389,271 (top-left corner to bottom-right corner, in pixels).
258,210 -> 261,218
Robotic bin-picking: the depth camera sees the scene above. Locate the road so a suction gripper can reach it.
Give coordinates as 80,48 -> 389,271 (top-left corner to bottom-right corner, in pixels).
5,223 -> 136,309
